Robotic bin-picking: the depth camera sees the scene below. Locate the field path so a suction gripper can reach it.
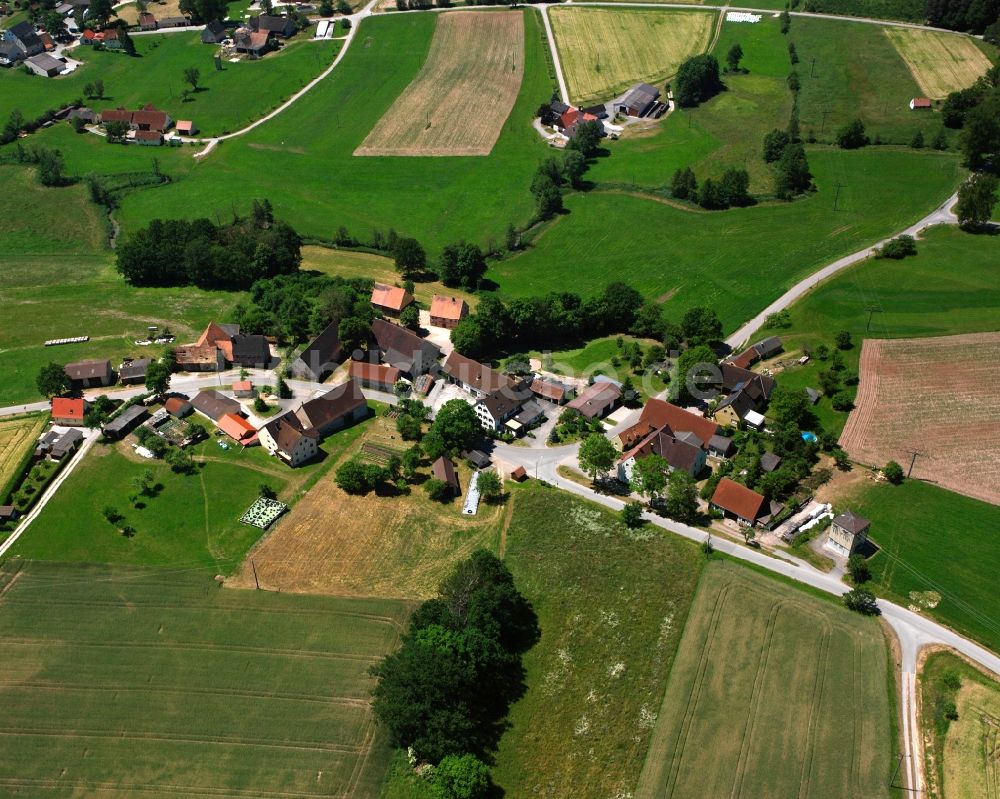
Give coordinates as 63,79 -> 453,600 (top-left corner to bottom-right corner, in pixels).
540,5 -> 571,103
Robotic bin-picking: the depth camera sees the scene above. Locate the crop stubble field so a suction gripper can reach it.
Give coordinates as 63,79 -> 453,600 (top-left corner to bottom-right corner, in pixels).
884,28 -> 993,98
0,561 -> 407,798
840,332 -> 1000,506
0,415 -> 47,494
355,11 -> 524,156
550,8 -> 715,104
230,418 -> 504,598
635,562 -> 893,799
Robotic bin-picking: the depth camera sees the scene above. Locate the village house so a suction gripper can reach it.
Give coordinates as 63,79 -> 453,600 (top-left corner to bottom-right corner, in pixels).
201,19 -> 227,43
173,343 -> 225,372
441,351 -> 515,398
51,397 -> 88,426
710,477 -> 767,526
372,319 -> 440,378
617,428 -> 707,484
475,387 -> 529,434
349,360 -> 401,393
370,283 -> 414,319
712,389 -> 757,428
118,358 -> 151,385
429,295 -> 469,329
190,389 -> 241,422
99,104 -> 173,134
616,398 -> 719,452
557,106 -> 603,139
825,510 -> 871,557
252,13 -> 297,38
217,413 -> 258,447
431,455 -> 459,495
530,377 -> 570,405
65,359 -> 114,388
258,413 -> 318,467
102,405 -> 149,440
232,380 -> 255,398
139,11 -> 157,30
0,41 -> 24,66
565,381 -> 622,420
233,28 -> 271,57
289,321 -> 342,382
135,130 -> 163,147
4,21 -> 44,57
46,428 -> 83,461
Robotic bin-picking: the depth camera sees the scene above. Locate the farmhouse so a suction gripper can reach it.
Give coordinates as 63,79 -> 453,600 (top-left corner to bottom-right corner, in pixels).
617,82 -> 662,118
175,322 -> 271,371
4,21 -> 43,57
710,477 -> 767,526
431,455 -> 459,494
51,397 -> 87,426
0,41 -> 24,66
201,19 -> 227,43
173,343 -> 225,372
25,52 -> 64,77
349,360 -> 401,392
289,321 -> 342,382
139,11 -> 157,30
909,97 -> 932,110
720,363 -> 775,401
252,13 -> 297,38
370,283 -> 414,318
234,28 -> 271,57
752,336 -> 783,360
616,398 -> 718,451
442,351 -> 515,397
64,359 -> 114,388
712,388 -> 757,427
292,379 -> 368,437
258,413 -> 318,466
617,428 -> 707,483
118,358 -> 151,385
102,405 -> 149,440
531,377 -> 569,405
217,413 -> 259,447
190,389 -> 241,421
99,104 -> 173,133
135,130 -> 163,147
557,106 -> 603,139
158,16 -> 190,28
475,387 -> 530,433
825,510 -> 871,557
47,428 -> 83,461
429,295 -> 469,329
372,319 -> 440,377
565,381 -> 621,419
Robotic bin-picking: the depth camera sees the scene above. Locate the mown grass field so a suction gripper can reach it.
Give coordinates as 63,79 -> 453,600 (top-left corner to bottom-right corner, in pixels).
550,8 -> 715,104
920,651 -> 1000,799
495,148 -> 963,326
228,415 -> 504,598
843,479 -> 1000,656
635,560 -> 895,799
761,224 -> 1000,435
356,11 -> 524,156
0,414 -> 47,497
491,482 -> 703,799
1,32 -> 341,137
885,28 -> 994,98
0,561 -> 406,798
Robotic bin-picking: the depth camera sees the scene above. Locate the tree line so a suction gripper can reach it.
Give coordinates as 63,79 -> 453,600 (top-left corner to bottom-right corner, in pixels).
371,550 -> 538,798
115,199 -> 302,289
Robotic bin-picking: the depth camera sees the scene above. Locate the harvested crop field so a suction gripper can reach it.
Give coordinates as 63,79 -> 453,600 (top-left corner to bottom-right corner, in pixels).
230,417 -> 504,598
636,561 -> 894,799
551,8 -> 715,105
0,560 -> 407,798
884,28 -> 992,98
355,11 -> 524,156
0,414 -> 46,495
840,332 -> 1000,506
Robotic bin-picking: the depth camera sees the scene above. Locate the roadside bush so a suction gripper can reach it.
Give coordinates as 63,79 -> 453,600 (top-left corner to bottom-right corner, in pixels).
876,234 -> 917,259
843,587 -> 880,615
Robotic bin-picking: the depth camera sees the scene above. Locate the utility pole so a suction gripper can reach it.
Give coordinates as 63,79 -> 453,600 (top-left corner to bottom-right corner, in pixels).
820,108 -> 829,135
905,450 -> 925,478
810,56 -> 816,78
889,753 -> 905,788
833,182 -> 844,211
251,559 -> 260,590
865,305 -> 882,332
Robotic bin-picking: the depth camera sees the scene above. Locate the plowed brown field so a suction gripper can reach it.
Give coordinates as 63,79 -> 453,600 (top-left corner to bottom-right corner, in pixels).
840,332 -> 1000,506
355,11 -> 524,156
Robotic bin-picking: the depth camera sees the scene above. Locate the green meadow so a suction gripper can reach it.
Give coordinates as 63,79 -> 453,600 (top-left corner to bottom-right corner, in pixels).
1,32 -> 342,137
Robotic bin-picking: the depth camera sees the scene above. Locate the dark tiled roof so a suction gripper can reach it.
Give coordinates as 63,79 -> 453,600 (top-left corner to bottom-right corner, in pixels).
291,321 -> 342,380
230,334 -> 270,365
443,351 -> 515,394
760,452 -> 782,472
372,319 -> 440,375
295,379 -> 366,431
191,389 -> 240,421
833,511 -> 871,535
64,359 -> 112,381
431,456 -> 458,489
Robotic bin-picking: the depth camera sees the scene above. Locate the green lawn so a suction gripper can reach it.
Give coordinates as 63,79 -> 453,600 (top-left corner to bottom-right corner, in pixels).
2,32 -> 342,137
636,560 -> 896,799
763,224 -> 1000,435
0,560 -> 406,798
491,482 -> 704,799
494,148 -> 962,327
844,479 -> 1000,656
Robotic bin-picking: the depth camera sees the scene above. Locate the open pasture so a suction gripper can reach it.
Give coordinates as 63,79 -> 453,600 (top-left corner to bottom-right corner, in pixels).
550,8 -> 715,105
0,414 -> 47,497
884,28 -> 993,98
840,332 -> 1000,506
0,560 -> 405,798
229,416 -> 504,598
635,561 -> 894,799
492,482 -> 703,799
356,11 -> 524,156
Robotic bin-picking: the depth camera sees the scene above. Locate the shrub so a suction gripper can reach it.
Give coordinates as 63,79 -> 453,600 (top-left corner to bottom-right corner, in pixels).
836,119 -> 868,149
877,234 -> 917,260
843,587 -> 880,615
620,501 -> 644,528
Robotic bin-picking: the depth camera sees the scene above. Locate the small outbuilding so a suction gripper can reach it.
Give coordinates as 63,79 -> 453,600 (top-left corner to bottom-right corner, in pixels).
102,405 -> 149,439
25,52 -> 64,77
909,97 -> 932,110
432,455 -> 459,494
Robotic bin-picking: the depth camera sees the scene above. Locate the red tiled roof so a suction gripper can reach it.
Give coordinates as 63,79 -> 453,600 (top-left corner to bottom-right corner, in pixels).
371,283 -> 414,313
217,412 -> 257,444
348,360 -> 400,386
637,399 -> 717,449
429,295 -> 468,322
51,397 -> 85,420
530,378 -> 565,402
911,97 -> 932,108
726,348 -> 757,370
711,477 -> 766,522
232,380 -> 253,392
135,130 -> 162,142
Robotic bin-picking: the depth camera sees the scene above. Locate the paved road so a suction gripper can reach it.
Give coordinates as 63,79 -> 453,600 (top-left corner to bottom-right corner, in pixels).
724,192 -> 960,350
0,428 -> 100,559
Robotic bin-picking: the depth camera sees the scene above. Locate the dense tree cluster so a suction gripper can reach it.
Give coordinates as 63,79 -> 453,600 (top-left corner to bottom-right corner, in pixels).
955,172 -> 999,228
673,54 -> 723,107
438,242 -> 487,291
178,0 -> 228,23
371,550 -> 538,765
925,0 -> 1000,34
670,166 -> 752,209
449,282 -> 643,360
530,147 -> 595,220
836,119 -> 869,149
941,66 -> 1000,168
116,200 -> 301,289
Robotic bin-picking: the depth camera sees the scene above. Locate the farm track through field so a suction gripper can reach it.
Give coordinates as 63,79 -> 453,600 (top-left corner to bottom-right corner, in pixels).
796,628 -> 831,799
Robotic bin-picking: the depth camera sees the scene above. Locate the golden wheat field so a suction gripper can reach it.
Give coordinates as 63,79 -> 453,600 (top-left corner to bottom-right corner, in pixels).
885,28 -> 992,98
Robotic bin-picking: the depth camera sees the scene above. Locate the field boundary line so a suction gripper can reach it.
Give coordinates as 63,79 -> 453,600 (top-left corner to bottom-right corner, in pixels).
796,625 -> 831,799
0,777 -> 351,799
728,599 -> 783,799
